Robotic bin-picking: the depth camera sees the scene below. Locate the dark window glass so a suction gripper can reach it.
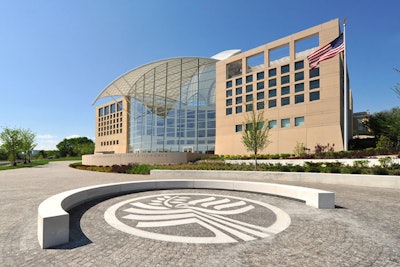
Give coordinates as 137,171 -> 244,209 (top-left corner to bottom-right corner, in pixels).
257,72 -> 264,80
268,120 -> 277,129
235,124 -> 242,132
226,89 -> 232,97
236,87 -> 242,95
226,99 -> 232,106
309,68 -> 320,78
105,106 -> 109,115
281,64 -> 290,74
226,81 -> 232,88
268,68 -> 276,77
268,89 -> 277,98
268,99 -> 277,108
295,94 -> 304,104
295,83 -> 304,92
295,61 -> 304,70
236,106 -> 242,113
257,82 -> 264,90
295,72 -> 304,81
310,91 -> 320,101
236,96 -> 242,104
246,84 -> 253,93
281,118 -> 290,128
246,104 -> 253,112
281,86 -> 290,95
236,77 -> 242,86
310,79 -> 320,90
281,75 -> 290,84
256,101 -> 264,110
99,108 -> 104,117
117,101 -> 123,111
246,75 -> 253,83
281,97 -> 290,106
111,103 -> 116,113
269,78 -> 276,87
257,92 -> 264,100
226,107 -> 232,115
295,116 -> 305,126
246,94 -> 253,102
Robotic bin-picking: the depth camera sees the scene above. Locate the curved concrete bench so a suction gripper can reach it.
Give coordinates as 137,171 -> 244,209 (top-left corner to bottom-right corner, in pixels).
38,179 -> 335,249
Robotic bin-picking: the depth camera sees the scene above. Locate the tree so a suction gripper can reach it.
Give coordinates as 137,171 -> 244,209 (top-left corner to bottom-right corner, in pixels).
368,107 -> 400,148
20,128 -> 37,163
0,127 -> 23,166
241,107 -> 271,170
56,137 -> 94,157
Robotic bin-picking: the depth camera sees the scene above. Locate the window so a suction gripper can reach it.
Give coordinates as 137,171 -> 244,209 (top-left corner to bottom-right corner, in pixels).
268,120 -> 277,129
236,106 -> 242,113
295,61 -> 304,70
310,68 -> 320,78
226,99 -> 232,106
295,94 -> 304,104
236,96 -> 242,104
281,97 -> 290,106
295,116 -> 305,126
111,103 -> 116,113
257,82 -> 264,90
281,118 -> 290,128
295,83 -> 304,93
236,87 -> 242,95
235,124 -> 243,132
246,75 -> 253,83
246,94 -> 253,102
227,59 -> 242,78
257,92 -> 264,100
236,77 -> 242,86
226,108 -> 232,115
268,68 -> 276,77
281,75 -> 290,85
226,89 -> 232,97
245,123 -> 253,131
295,72 -> 304,81
310,79 -> 320,90
246,104 -> 253,112
257,72 -> 264,80
310,91 -> 320,101
256,101 -> 264,110
268,99 -> 277,108
269,78 -> 276,87
247,53 -> 264,73
281,86 -> 290,95
281,64 -> 290,74
99,108 -> 104,117
246,84 -> 253,93
226,81 -> 232,88
268,89 -> 277,98
117,101 -> 123,111
105,106 -> 109,115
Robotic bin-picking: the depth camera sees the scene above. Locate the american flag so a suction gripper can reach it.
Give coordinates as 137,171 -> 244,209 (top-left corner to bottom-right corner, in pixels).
307,34 -> 344,69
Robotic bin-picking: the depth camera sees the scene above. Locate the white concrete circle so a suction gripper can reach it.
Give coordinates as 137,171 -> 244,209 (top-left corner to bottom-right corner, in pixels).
105,193 -> 291,244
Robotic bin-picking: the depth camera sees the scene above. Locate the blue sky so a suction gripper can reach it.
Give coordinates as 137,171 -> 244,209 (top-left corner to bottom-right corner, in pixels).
1,0 -> 399,150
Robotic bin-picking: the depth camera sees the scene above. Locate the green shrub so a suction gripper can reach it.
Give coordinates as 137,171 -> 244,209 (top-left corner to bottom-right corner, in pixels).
353,160 -> 369,168
378,157 -> 393,168
372,167 -> 389,175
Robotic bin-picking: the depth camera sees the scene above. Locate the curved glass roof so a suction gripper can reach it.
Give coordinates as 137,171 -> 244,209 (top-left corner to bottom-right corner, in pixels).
92,57 -> 218,105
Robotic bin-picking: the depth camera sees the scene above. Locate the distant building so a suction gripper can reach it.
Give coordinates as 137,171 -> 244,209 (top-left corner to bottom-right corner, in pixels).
93,18 -> 352,156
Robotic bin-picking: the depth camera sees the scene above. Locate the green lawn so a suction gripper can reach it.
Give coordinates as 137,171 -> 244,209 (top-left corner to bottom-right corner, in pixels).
0,157 -> 81,171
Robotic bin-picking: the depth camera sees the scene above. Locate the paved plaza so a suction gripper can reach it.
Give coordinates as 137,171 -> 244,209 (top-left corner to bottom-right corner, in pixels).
0,161 -> 399,266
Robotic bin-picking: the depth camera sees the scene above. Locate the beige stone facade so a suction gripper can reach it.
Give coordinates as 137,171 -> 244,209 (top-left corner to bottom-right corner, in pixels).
215,19 -> 352,155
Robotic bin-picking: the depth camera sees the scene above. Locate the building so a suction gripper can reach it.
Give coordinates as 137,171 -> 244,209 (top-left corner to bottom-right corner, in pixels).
93,18 -> 352,157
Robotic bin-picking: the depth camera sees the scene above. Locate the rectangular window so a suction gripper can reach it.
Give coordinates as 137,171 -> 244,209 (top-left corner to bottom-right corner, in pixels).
246,84 -> 253,93
281,64 -> 290,74
257,91 -> 264,100
268,89 -> 277,98
105,106 -> 109,115
281,86 -> 290,95
236,106 -> 242,113
295,61 -> 304,70
268,99 -> 277,108
226,89 -> 232,97
111,103 -> 116,113
310,91 -> 320,101
227,59 -> 242,79
226,107 -> 232,115
268,68 -> 276,77
117,101 -> 123,111
281,75 -> 290,85
256,101 -> 264,110
246,104 -> 253,112
268,120 -> 277,129
257,82 -> 264,90
226,99 -> 232,106
236,87 -> 242,95
295,72 -> 304,81
295,83 -> 304,92
246,94 -> 253,102
236,77 -> 242,86
269,44 -> 289,66
281,118 -> 290,128
310,79 -> 320,90
235,124 -> 243,132
236,96 -> 242,104
281,97 -> 290,106
226,81 -> 232,88
309,68 -> 320,78
246,75 -> 253,83
295,94 -> 304,104
269,78 -> 276,87
247,53 -> 264,73
295,116 -> 305,126
257,72 -> 264,80
99,108 -> 104,117
295,34 -> 319,59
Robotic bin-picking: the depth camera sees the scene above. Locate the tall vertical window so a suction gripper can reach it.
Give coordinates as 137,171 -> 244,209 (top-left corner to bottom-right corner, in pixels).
111,103 -> 116,113
105,106 -> 109,115
117,101 -> 123,111
99,108 -> 104,117
226,89 -> 233,97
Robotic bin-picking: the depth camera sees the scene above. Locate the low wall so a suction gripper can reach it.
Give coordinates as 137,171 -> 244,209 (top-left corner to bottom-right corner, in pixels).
82,152 -> 209,166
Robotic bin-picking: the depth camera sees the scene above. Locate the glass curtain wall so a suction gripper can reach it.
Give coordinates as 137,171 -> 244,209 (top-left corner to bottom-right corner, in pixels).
129,58 -> 216,153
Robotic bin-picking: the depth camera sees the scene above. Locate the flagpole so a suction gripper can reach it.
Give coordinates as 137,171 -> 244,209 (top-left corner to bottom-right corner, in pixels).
343,18 -> 348,151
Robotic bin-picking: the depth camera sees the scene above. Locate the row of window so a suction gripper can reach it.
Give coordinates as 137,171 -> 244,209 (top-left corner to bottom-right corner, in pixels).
98,111 -> 123,122
235,116 -> 305,132
100,140 -> 120,146
98,128 -> 123,137
98,101 -> 123,117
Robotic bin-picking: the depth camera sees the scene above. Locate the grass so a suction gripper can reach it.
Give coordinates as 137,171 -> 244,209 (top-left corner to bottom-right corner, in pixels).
0,157 -> 81,171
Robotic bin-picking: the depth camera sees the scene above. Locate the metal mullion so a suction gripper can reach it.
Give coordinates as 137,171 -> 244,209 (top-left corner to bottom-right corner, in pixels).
163,62 -> 168,152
